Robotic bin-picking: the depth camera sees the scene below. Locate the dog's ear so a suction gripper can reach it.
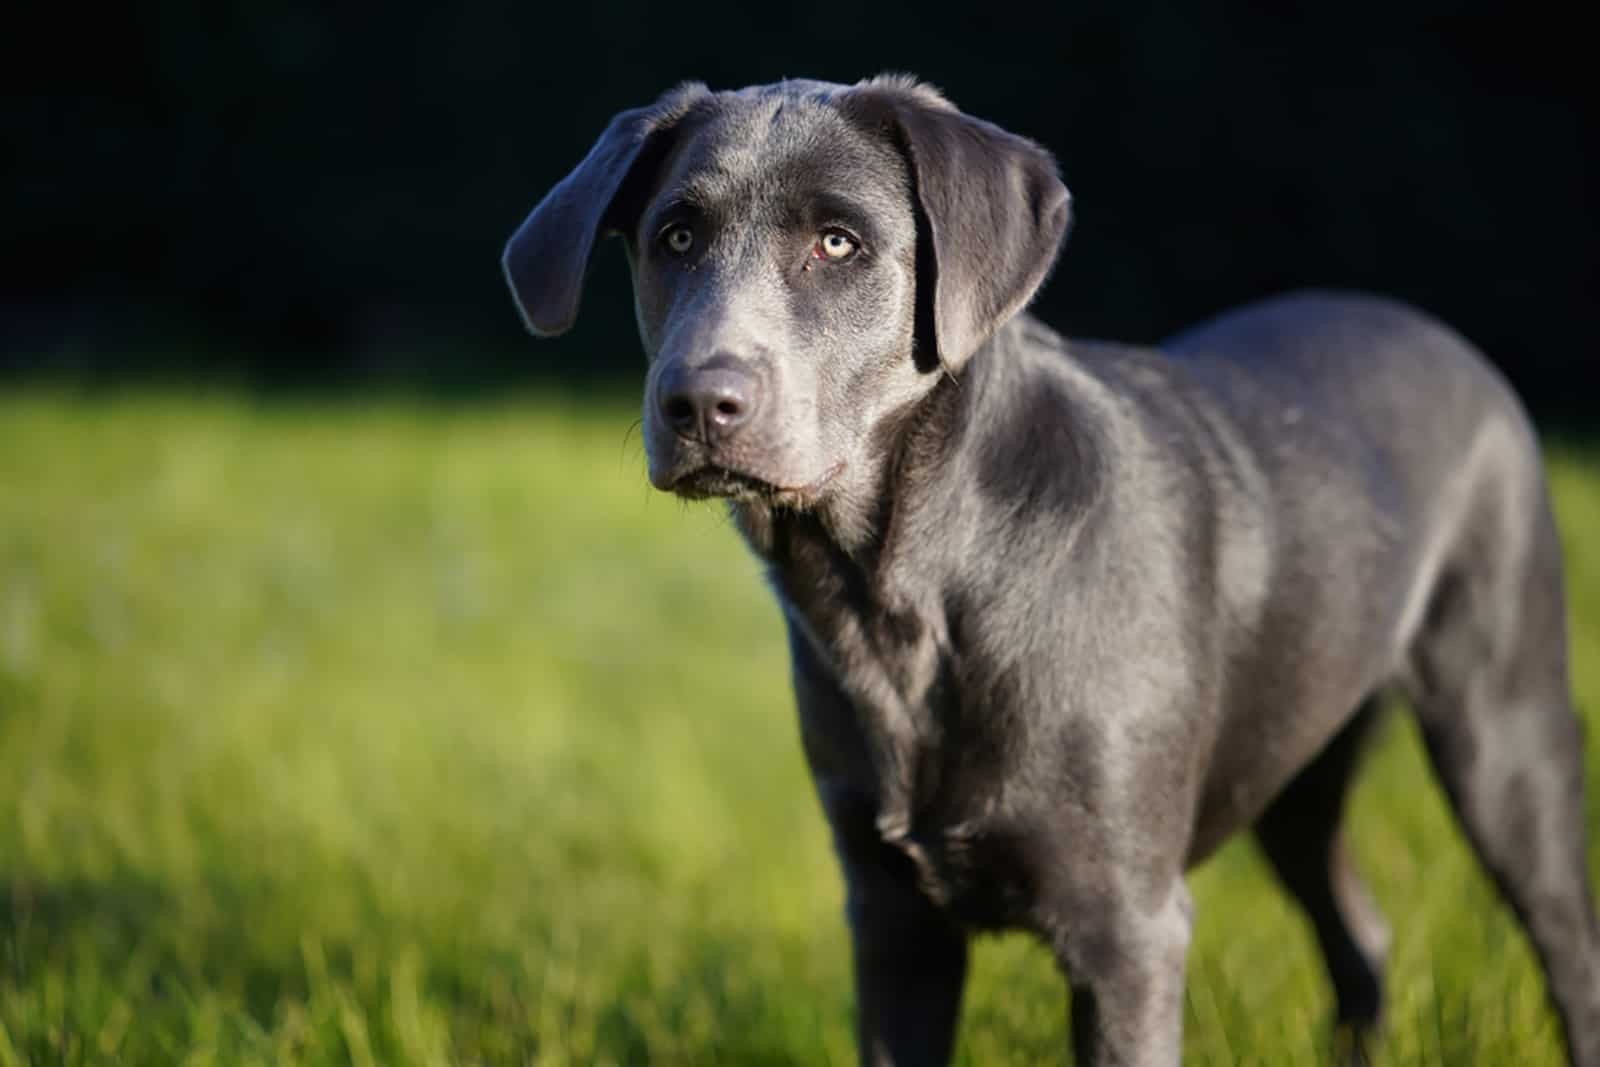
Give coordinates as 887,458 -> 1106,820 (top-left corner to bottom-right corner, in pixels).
845,76 -> 1071,371
502,83 -> 708,337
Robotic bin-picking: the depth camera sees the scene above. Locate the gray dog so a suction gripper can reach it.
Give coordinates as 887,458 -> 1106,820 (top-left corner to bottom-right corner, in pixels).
502,75 -> 1600,1065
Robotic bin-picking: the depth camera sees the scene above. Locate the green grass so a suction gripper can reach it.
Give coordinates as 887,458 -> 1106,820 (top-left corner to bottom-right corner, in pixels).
0,386 -> 1596,1065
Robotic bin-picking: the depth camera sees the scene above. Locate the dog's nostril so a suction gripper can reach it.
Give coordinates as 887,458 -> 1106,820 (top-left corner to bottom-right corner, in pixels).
663,395 -> 695,425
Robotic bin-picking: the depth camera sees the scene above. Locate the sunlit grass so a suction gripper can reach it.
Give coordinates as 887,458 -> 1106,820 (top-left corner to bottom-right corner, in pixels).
0,387 -> 1595,1065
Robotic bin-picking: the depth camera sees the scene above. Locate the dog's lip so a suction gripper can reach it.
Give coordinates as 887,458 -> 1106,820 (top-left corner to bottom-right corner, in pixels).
668,461 -> 845,507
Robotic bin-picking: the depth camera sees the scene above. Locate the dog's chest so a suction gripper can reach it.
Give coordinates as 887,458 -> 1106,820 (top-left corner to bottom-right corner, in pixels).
818,773 -> 1049,931
895,814 -> 1053,930
762,515 -> 1057,927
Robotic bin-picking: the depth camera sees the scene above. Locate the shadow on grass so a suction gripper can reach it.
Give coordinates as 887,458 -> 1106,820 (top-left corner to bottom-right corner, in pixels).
1,867 -> 850,1064
4,871 -> 169,964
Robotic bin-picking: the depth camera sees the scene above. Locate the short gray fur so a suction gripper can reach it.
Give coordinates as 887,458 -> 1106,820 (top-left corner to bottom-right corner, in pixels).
502,75 -> 1600,1066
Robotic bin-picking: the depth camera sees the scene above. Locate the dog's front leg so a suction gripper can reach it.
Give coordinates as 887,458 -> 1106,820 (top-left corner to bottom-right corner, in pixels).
825,790 -> 968,1067
848,877 -> 968,1067
1053,879 -> 1193,1067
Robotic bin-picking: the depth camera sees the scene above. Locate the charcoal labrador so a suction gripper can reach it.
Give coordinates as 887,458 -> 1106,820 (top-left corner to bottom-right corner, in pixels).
501,75 -> 1600,1065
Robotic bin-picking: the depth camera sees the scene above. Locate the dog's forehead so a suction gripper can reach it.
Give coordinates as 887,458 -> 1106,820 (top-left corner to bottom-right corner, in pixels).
662,84 -> 908,215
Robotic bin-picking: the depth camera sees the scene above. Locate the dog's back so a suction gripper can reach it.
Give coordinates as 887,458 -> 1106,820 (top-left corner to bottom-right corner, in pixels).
1075,290 -> 1559,856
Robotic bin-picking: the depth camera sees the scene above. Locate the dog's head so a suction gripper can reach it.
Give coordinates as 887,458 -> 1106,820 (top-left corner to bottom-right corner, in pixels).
503,76 -> 1070,524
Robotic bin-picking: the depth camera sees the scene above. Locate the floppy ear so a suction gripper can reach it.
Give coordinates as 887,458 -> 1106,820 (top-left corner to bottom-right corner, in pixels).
501,82 -> 708,337
845,76 -> 1071,370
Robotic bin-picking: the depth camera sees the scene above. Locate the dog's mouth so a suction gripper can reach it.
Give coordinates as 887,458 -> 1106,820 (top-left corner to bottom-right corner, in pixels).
669,462 -> 844,509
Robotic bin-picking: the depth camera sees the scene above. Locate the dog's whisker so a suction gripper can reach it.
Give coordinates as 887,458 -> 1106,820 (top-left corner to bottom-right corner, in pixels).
619,418 -> 644,469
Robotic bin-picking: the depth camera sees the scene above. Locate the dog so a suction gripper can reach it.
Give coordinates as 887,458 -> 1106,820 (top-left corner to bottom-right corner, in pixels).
501,75 -> 1600,1065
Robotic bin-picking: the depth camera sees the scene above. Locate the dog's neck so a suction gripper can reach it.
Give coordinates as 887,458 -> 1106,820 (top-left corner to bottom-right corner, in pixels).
727,319 -> 1113,834
725,369 -> 961,831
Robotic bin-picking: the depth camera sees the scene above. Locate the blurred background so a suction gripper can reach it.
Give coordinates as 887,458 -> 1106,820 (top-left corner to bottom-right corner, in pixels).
3,3 -> 1597,1065
4,0 -> 1595,414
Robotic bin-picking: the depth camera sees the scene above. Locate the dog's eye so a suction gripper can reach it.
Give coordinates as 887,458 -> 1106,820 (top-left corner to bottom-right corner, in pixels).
661,224 -> 695,256
816,231 -> 858,261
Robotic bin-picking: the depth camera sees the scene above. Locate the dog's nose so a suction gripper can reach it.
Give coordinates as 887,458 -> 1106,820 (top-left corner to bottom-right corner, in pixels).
656,354 -> 759,443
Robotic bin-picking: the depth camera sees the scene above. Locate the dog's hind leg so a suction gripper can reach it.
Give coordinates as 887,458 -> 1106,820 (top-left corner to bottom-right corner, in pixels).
1255,697 -> 1389,1062
1405,494 -> 1600,1066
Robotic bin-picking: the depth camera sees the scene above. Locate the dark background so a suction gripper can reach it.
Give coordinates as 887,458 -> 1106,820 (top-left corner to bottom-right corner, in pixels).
5,2 -> 1594,421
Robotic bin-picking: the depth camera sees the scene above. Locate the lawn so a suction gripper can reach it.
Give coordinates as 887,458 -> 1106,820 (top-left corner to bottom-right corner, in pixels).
1,387 -> 1597,1065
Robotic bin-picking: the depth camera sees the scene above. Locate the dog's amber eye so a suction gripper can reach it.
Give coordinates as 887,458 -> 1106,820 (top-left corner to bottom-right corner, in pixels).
662,224 -> 695,256
817,231 -> 858,260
